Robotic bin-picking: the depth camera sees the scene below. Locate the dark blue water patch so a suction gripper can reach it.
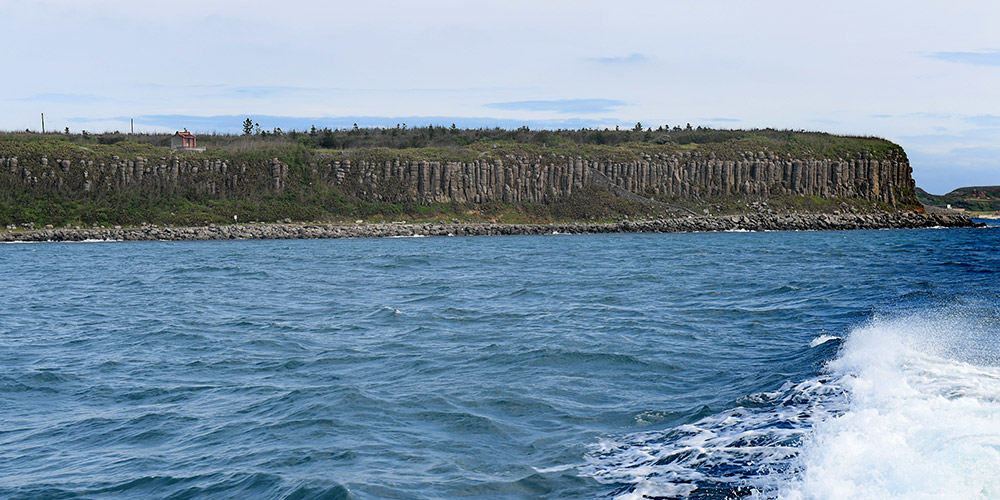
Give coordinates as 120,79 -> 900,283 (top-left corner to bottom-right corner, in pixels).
1,227 -> 998,499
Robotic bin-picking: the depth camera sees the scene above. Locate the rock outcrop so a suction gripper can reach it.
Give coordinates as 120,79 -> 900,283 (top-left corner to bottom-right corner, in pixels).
0,155 -> 284,198
322,151 -> 915,207
0,148 -> 918,209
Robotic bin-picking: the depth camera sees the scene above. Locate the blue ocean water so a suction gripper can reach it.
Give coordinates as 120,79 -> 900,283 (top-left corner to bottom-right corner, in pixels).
1,223 -> 999,499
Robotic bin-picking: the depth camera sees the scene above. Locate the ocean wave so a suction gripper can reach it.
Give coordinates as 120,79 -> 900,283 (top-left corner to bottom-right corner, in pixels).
582,307 -> 1000,499
35,472 -> 356,500
581,376 -> 847,499
808,335 -> 841,348
778,310 -> 1000,499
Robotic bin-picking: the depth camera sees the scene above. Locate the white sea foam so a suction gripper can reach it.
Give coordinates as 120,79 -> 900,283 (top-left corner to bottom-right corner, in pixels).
2,238 -> 119,244
582,377 -> 848,498
778,312 -> 1000,500
583,308 -> 1000,499
533,463 -> 576,474
808,335 -> 841,348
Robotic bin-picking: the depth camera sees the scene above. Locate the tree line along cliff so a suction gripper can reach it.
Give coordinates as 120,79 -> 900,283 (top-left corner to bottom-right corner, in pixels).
0,131 -> 921,226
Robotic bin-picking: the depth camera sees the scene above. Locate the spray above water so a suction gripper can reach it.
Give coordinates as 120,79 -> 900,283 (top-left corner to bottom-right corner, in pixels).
584,306 -> 1000,499
780,309 -> 1000,500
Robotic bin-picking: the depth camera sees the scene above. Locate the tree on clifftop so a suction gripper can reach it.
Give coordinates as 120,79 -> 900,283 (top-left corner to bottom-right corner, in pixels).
242,118 -> 253,136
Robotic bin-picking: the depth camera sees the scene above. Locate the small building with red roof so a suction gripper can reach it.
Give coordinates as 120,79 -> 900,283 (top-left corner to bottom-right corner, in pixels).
170,130 -> 200,150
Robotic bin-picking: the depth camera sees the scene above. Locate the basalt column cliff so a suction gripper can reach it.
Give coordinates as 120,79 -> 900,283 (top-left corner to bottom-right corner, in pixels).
0,149 -> 919,209
324,150 -> 916,207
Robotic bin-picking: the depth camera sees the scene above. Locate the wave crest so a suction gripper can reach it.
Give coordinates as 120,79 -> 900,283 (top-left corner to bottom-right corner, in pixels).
583,306 -> 1000,499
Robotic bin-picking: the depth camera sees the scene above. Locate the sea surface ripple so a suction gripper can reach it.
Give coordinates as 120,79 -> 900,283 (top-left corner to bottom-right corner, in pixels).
1,223 -> 998,499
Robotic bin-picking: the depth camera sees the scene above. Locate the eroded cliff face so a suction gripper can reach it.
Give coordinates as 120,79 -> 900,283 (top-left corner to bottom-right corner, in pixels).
0,148 -> 918,209
0,155 -> 288,198
320,150 -> 917,207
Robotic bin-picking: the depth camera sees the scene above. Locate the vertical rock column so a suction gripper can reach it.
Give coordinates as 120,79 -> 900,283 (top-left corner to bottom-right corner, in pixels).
271,158 -> 284,192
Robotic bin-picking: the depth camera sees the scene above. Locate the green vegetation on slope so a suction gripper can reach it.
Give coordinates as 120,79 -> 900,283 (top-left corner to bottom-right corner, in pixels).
2,125 -> 907,162
917,186 -> 1000,213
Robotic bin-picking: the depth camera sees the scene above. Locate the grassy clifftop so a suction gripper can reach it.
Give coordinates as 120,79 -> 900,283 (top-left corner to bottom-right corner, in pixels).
0,126 -> 907,163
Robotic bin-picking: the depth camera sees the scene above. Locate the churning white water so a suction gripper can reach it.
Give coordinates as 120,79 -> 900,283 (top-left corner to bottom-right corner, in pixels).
778,311 -> 1000,499
584,308 -> 1000,499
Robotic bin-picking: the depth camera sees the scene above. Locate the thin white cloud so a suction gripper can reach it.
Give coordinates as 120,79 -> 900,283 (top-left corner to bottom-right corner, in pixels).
588,53 -> 649,65
928,50 -> 1000,67
963,115 -> 1000,127
486,99 -> 625,114
15,93 -> 109,103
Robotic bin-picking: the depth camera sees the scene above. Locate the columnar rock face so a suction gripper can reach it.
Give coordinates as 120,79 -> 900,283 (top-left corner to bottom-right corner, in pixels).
319,151 -> 917,207
0,149 -> 918,207
0,155 -> 289,198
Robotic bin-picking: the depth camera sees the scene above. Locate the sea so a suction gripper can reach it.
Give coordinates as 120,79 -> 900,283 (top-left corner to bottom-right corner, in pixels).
1,221 -> 999,500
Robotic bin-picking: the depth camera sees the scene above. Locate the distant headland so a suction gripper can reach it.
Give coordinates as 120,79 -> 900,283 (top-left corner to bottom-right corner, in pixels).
0,126 -> 975,237
917,185 -> 1000,216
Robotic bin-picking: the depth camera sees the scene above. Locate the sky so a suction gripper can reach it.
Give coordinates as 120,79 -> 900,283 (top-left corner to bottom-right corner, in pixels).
2,0 -> 999,193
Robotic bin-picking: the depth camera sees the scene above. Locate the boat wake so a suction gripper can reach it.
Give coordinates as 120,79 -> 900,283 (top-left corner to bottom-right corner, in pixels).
582,307 -> 1000,499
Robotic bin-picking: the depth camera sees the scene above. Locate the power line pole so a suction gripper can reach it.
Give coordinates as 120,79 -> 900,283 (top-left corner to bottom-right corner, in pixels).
131,118 -> 134,135
41,113 -> 45,133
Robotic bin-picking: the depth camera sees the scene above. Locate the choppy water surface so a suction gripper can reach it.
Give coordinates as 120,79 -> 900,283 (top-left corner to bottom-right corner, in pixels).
2,224 -> 999,499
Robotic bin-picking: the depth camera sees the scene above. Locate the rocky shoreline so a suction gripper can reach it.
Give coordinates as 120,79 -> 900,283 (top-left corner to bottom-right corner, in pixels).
0,212 -> 981,243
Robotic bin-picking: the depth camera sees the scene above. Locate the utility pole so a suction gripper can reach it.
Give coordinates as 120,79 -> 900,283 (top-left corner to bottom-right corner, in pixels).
41,113 -> 45,133
131,118 -> 134,135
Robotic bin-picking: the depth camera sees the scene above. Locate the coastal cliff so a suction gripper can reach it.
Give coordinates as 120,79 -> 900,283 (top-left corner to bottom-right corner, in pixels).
319,150 -> 914,206
0,148 -> 915,207
0,130 -> 925,227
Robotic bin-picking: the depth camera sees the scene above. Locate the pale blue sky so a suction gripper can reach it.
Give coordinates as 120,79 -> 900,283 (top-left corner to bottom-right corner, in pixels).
2,0 -> 999,193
